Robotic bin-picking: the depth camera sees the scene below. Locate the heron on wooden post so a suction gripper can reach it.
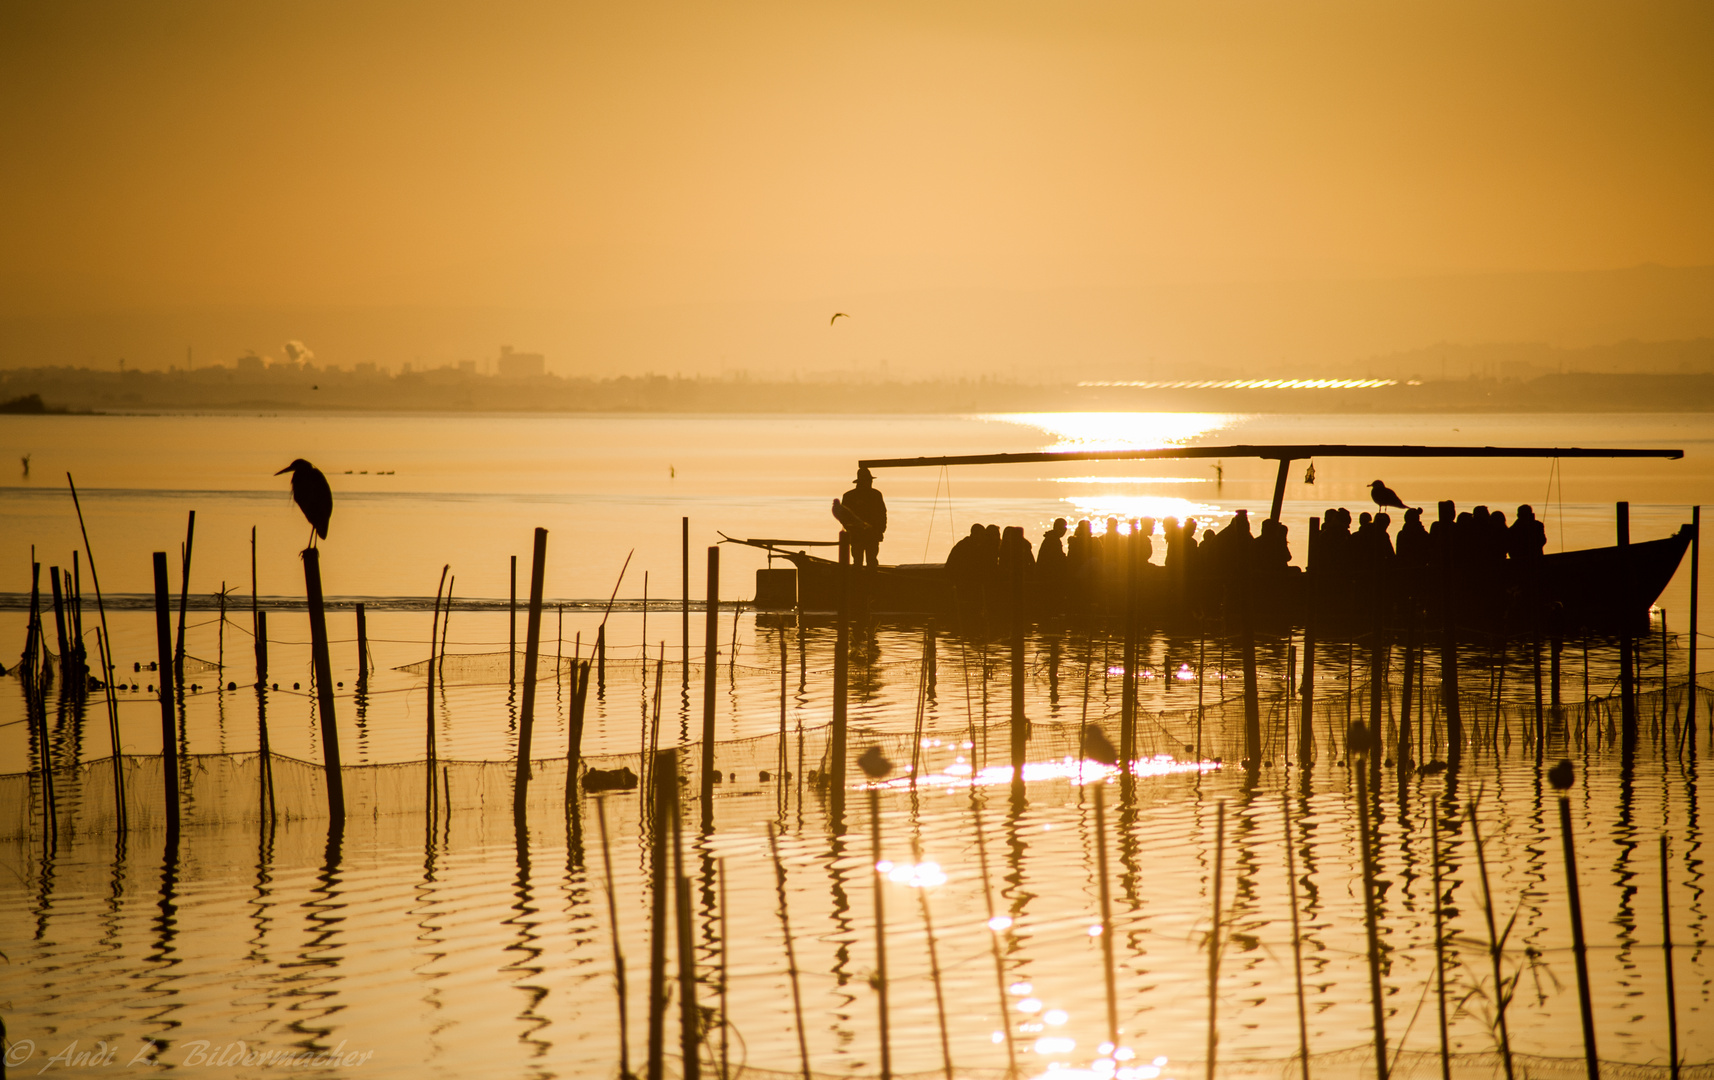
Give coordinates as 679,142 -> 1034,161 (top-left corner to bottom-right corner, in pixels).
275,459 -> 332,549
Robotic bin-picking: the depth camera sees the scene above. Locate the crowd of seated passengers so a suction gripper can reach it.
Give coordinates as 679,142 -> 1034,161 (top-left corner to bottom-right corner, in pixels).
942,501 -> 1547,606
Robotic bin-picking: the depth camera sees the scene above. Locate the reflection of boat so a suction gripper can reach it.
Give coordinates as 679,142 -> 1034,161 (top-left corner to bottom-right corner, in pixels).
739,528 -> 1691,633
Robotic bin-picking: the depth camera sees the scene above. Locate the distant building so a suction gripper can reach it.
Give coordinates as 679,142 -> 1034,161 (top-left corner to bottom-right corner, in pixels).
457,360 -> 477,374
497,345 -> 545,378
236,352 -> 265,375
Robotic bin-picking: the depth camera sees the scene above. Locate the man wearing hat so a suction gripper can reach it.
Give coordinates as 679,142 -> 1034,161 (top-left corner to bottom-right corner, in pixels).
840,466 -> 888,568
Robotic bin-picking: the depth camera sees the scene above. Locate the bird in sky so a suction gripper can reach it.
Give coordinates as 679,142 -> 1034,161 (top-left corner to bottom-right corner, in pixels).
829,312 -> 850,325
1369,479 -> 1412,511
275,459 -> 332,549
858,745 -> 894,781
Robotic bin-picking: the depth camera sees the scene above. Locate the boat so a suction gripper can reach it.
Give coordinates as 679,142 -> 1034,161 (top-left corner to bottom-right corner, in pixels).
727,441 -> 1694,633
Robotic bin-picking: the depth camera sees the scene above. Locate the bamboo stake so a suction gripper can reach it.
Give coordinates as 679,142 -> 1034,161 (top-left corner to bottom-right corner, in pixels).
647,747 -> 671,1080
68,474 -> 124,828
767,824 -> 813,1080
174,510 -> 194,685
510,553 -> 518,692
426,566 -> 448,805
255,609 -> 276,822
1690,506 -> 1699,753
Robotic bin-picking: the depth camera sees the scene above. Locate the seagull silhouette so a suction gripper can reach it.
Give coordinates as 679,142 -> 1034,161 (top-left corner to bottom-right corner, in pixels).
830,312 -> 850,326
275,459 -> 332,549
1369,479 -> 1412,511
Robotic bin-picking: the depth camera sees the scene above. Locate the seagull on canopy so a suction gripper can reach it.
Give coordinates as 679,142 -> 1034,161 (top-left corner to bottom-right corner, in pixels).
1369,479 -> 1412,511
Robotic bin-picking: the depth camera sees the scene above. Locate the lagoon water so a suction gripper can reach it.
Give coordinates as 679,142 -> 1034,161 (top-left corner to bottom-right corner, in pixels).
3,410 -> 1713,1078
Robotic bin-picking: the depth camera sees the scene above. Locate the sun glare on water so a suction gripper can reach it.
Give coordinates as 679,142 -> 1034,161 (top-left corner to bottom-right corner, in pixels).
988,412 -> 1237,453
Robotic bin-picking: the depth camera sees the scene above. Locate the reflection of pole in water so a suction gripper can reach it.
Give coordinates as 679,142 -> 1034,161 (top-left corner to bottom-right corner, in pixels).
1206,800 -> 1225,1080
1430,802 -> 1450,1080
1661,835 -> 1681,1080
766,824 -> 813,1080
967,792 -> 1017,1076
595,798 -> 633,1080
1093,782 -> 1119,1056
1281,787 -> 1311,1080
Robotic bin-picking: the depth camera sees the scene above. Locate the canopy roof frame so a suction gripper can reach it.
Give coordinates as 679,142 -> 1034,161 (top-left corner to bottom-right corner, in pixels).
857,443 -> 1684,522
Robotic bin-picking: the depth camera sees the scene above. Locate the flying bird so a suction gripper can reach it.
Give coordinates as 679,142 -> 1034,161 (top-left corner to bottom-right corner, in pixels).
1369,479 -> 1412,511
275,459 -> 332,548
830,312 -> 850,326
858,745 -> 894,781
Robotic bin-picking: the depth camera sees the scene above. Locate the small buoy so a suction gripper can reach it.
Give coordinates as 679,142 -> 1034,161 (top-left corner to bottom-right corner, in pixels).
147,684 -> 154,693
227,681 -> 237,691
271,683 -> 279,690
759,770 -> 771,782
336,681 -> 344,688
134,662 -> 141,672
713,771 -> 724,784
292,682 -> 300,690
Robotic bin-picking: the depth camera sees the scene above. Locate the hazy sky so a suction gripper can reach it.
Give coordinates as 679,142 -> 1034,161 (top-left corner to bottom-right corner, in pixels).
3,1 -> 1711,332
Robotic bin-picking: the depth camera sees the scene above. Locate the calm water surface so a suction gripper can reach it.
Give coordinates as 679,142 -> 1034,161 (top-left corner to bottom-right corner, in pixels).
2,411 -> 1712,1077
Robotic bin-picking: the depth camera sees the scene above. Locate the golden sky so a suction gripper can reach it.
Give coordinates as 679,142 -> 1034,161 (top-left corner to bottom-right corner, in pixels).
2,1 -> 1711,334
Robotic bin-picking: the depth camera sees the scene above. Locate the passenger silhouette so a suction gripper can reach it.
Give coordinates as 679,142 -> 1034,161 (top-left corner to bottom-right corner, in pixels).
839,466 -> 888,568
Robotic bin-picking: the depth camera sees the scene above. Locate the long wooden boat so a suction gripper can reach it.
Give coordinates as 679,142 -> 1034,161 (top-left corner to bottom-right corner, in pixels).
740,526 -> 1690,633
731,440 -> 1692,633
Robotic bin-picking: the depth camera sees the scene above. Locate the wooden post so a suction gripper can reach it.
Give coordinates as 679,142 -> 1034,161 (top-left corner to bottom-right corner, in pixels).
174,510 -> 194,685
1691,506 -> 1700,754
1300,517 -> 1319,766
355,603 -> 368,688
255,609 -> 276,822
251,526 -> 263,686
1399,599 -> 1416,768
1440,508 -> 1463,761
683,516 -> 691,688
27,563 -> 58,840
564,661 -> 592,801
596,623 -> 606,694
1120,531 -> 1137,773
509,553 -> 518,691
831,533 -> 850,825
1269,457 -> 1292,522
67,475 -> 123,827
1013,556 -> 1030,785
646,748 -> 673,1080
1619,502 -> 1636,743
514,528 -> 548,815
1241,559 -> 1261,769
301,547 -> 346,826
49,565 -> 70,682
702,545 -> 720,825
152,552 -> 181,838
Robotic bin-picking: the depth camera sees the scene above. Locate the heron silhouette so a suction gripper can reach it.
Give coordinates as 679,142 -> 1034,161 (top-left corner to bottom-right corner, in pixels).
275,459 -> 332,549
1368,479 -> 1412,511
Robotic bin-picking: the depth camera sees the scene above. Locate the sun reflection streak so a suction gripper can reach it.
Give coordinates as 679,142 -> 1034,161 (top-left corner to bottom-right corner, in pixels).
989,412 -> 1236,453
863,754 -> 1215,793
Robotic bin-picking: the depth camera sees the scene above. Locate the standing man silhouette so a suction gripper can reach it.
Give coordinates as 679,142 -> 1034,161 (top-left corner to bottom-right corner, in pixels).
840,466 -> 888,568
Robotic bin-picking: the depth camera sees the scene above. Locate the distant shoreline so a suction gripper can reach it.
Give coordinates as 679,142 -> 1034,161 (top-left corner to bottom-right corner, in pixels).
6,366 -> 1714,414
